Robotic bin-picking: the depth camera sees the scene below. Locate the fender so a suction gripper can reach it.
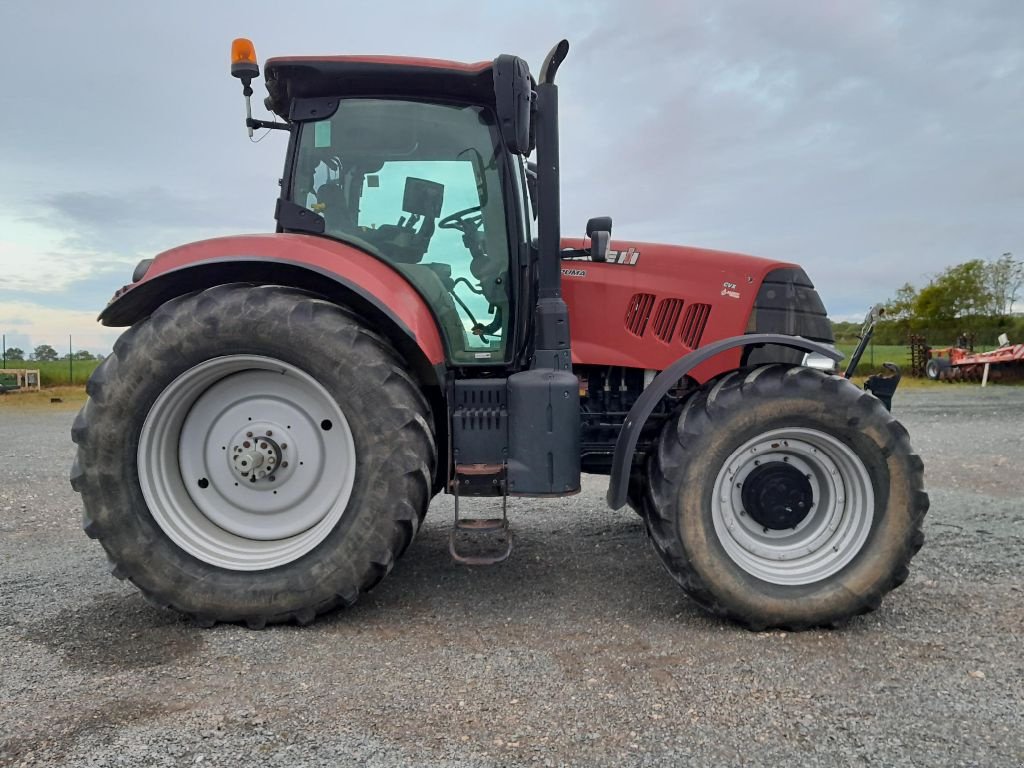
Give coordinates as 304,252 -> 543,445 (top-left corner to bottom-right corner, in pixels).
100,234 -> 447,386
605,333 -> 842,510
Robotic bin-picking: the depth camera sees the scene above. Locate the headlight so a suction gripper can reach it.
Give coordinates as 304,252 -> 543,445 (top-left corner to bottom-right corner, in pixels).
802,351 -> 838,371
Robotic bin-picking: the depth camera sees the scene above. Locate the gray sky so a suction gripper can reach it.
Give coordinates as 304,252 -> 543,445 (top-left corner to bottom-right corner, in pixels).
1,0 -> 1021,354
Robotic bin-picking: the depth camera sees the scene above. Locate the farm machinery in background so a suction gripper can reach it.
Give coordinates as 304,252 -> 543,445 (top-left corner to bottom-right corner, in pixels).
925,333 -> 1024,383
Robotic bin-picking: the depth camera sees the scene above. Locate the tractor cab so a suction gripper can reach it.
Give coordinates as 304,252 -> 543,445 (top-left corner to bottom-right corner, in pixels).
261,55 -> 536,366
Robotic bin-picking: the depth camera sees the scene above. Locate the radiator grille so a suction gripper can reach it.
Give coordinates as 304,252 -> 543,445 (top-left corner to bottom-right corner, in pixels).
651,298 -> 685,343
624,293 -> 656,337
679,303 -> 712,348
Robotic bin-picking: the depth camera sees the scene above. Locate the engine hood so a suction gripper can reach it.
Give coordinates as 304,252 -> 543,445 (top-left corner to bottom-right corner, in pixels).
559,237 -> 802,377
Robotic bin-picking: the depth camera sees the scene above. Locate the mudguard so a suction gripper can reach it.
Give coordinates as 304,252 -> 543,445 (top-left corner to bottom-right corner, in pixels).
100,234 -> 447,384
605,333 -> 842,510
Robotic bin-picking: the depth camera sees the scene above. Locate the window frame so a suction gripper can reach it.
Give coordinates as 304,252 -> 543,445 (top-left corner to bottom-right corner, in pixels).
282,96 -> 525,368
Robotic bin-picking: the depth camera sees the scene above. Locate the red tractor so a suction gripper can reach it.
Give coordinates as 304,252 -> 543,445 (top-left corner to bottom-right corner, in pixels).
71,40 -> 927,630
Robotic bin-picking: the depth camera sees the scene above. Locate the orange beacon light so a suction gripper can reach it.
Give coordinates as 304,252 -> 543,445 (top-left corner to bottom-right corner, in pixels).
231,38 -> 259,80
230,38 -> 260,137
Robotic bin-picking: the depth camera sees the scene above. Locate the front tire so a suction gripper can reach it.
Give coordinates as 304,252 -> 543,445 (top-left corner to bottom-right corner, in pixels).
71,284 -> 436,627
641,365 -> 928,630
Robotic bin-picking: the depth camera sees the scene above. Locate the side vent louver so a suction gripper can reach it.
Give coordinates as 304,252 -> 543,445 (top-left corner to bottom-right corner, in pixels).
651,298 -> 685,343
679,303 -> 711,348
624,293 -> 655,337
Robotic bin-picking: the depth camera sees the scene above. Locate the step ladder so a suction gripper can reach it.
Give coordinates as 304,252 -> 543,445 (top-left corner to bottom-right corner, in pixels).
449,463 -> 512,566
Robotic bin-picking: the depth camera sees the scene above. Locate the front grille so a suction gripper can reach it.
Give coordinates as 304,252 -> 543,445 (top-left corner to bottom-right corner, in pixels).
651,298 -> 685,343
624,293 -> 656,337
680,303 -> 711,348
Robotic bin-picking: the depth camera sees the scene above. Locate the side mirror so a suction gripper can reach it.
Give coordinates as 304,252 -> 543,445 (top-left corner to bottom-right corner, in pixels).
586,216 -> 613,263
493,55 -> 533,155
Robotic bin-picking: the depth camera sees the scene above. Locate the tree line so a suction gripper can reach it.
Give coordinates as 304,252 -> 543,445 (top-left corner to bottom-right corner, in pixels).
3,345 -> 105,363
836,253 -> 1023,347
884,253 -> 1022,322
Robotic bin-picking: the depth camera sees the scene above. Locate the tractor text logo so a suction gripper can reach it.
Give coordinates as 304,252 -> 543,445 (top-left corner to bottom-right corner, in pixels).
563,247 -> 641,265
721,281 -> 741,299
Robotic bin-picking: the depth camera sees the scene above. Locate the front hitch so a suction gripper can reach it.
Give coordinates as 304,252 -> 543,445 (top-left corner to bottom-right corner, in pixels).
844,304 -> 900,411
864,363 -> 901,411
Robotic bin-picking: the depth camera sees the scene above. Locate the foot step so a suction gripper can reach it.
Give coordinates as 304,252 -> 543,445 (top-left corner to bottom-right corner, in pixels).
449,464 -> 512,566
455,517 -> 506,532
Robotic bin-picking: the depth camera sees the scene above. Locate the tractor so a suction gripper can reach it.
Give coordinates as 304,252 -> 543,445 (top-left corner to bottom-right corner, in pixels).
70,39 -> 928,630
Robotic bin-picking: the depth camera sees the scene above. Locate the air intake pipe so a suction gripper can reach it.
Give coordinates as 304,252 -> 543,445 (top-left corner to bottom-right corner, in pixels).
505,39 -> 580,496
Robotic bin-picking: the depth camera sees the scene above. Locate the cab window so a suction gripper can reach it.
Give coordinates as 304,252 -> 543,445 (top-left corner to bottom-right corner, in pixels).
291,99 -> 510,364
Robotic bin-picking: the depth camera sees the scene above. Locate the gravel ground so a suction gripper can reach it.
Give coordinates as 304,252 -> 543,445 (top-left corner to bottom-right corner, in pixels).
1,387 -> 1022,767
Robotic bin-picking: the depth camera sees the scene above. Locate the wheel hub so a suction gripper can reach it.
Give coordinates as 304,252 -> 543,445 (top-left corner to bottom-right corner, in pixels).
711,427 -> 874,586
741,462 -> 813,530
229,429 -> 285,484
138,356 -> 357,570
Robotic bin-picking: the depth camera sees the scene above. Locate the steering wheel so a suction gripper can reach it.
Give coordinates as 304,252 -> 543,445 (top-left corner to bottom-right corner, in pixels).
438,205 -> 483,233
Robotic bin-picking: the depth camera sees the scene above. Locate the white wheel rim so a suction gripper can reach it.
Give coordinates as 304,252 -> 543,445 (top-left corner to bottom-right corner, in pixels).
137,355 -> 356,571
711,427 -> 874,585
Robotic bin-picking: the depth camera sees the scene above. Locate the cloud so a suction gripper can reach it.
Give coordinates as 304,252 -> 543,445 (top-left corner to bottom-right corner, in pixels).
38,188 -> 208,232
0,301 -> 121,355
0,227 -> 131,297
556,0 -> 1024,313
0,0 -> 1021,333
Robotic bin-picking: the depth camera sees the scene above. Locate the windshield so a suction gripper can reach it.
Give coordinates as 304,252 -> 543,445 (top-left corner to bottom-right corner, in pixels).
290,99 -> 511,364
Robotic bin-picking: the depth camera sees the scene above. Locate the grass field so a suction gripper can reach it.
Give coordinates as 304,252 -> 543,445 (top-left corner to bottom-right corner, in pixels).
835,343 -> 909,375
0,359 -> 103,387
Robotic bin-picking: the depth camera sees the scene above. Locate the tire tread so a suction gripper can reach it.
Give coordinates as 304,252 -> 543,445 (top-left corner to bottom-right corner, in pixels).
70,283 -> 437,627
640,366 -> 928,630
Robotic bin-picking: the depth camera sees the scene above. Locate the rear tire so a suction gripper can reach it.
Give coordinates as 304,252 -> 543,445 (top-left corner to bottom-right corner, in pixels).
71,284 -> 436,627
641,365 -> 928,630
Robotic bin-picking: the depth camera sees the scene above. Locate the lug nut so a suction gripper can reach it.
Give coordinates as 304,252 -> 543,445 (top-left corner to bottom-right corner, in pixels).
246,432 -> 253,438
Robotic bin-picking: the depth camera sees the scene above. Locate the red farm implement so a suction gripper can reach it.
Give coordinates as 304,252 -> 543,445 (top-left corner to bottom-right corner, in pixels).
926,334 -> 1024,383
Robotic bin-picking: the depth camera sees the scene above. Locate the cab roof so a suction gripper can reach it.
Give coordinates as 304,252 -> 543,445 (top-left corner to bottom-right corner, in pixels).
263,55 -> 496,119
